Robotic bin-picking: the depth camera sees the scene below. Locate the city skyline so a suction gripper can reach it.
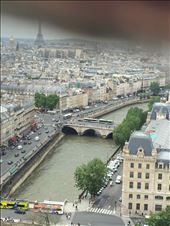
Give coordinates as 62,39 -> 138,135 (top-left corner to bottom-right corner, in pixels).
1,14 -> 80,40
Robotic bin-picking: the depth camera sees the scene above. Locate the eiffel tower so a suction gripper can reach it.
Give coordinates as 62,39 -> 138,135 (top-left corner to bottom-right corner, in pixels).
34,21 -> 45,48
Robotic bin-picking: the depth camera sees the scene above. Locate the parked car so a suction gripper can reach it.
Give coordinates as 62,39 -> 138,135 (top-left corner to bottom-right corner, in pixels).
8,160 -> 13,165
15,153 -> 19,157
14,209 -> 26,214
21,150 -> 26,153
17,145 -> 22,150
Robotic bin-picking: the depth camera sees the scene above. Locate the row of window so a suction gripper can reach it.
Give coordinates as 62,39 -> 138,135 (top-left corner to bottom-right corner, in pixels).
130,163 -> 150,169
130,162 -> 165,170
128,203 -> 163,211
129,194 -> 170,200
129,182 -> 165,190
129,182 -> 149,189
129,172 -> 163,180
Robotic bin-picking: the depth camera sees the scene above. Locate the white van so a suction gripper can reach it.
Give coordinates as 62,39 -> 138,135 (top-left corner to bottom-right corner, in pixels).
115,175 -> 122,184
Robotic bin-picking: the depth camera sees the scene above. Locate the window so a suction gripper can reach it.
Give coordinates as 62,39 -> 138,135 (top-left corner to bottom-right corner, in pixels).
144,195 -> 148,200
169,185 -> 170,191
129,182 -> 133,189
138,163 -> 142,169
138,172 -> 142,179
145,173 -> 150,179
158,164 -> 163,169
144,204 -> 148,211
130,163 -> 134,168
155,205 -> 162,211
136,203 -> 140,210
146,164 -> 150,169
137,194 -> 140,199
158,184 -> 162,191
155,196 -> 163,200
145,183 -> 149,190
166,197 -> 170,201
128,203 -> 132,210
130,172 -> 134,178
129,194 -> 133,199
158,174 -> 162,180
137,182 -> 141,189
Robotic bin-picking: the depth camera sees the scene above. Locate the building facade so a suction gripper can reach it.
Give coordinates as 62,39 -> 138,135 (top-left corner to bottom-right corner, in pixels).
122,103 -> 170,216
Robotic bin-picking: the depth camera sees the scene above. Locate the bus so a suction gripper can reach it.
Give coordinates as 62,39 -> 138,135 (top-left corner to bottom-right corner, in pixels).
63,113 -> 72,119
84,118 -> 99,123
0,200 -> 29,210
99,119 -> 113,125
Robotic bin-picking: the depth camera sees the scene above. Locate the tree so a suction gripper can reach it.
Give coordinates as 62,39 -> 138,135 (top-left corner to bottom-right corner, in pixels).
74,158 -> 107,197
150,82 -> 160,96
34,92 -> 46,109
148,96 -> 160,111
146,207 -> 170,226
46,94 -> 59,110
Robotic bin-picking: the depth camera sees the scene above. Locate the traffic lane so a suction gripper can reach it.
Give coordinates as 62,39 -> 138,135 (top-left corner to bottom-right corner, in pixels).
1,125 -> 57,175
72,211 -> 124,226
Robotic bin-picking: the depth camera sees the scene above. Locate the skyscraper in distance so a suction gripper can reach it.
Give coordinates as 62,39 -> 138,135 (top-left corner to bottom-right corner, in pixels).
34,21 -> 45,48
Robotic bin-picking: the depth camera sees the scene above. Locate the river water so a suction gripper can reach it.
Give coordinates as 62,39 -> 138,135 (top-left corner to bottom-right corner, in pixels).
14,103 -> 148,202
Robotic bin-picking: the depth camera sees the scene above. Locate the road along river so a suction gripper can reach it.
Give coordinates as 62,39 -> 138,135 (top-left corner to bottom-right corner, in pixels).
13,103 -> 148,202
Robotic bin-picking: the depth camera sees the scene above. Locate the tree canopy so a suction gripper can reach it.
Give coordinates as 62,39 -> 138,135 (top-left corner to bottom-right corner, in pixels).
150,82 -> 160,96
74,158 -> 107,197
34,92 -> 59,110
148,96 -> 160,112
146,207 -> 170,226
112,107 -> 148,146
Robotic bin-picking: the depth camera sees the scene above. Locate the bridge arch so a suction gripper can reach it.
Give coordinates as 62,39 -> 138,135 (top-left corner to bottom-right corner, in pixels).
106,132 -> 113,139
82,129 -> 101,137
62,126 -> 78,135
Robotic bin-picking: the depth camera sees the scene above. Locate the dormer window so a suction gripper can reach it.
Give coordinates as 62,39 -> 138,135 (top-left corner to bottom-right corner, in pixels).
137,147 -> 144,157
158,163 -> 163,169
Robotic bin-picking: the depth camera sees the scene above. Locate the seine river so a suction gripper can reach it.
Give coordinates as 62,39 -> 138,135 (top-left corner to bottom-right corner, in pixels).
14,103 -> 148,202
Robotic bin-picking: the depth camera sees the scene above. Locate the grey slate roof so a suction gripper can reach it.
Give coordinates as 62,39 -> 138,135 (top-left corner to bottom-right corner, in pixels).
151,103 -> 170,120
128,131 -> 153,156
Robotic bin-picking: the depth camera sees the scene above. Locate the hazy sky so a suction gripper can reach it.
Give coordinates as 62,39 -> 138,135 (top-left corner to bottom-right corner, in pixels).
1,14 -> 78,39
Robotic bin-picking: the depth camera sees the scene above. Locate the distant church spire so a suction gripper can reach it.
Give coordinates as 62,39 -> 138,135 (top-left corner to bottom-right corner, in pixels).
34,21 -> 45,48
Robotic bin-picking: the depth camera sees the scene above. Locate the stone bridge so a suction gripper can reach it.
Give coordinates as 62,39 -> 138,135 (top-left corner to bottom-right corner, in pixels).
62,122 -> 114,138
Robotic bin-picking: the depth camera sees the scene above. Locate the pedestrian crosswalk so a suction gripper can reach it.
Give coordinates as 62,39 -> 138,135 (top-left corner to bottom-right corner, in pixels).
87,207 -> 115,215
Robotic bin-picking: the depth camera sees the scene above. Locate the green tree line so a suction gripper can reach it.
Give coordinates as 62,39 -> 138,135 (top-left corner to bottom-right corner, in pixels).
34,92 -> 59,110
112,107 -> 148,147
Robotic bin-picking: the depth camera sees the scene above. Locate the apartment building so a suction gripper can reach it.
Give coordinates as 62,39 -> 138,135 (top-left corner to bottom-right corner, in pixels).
0,102 -> 35,145
122,103 -> 170,216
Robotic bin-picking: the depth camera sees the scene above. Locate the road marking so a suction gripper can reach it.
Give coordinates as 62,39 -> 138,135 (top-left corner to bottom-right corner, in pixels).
87,208 -> 115,215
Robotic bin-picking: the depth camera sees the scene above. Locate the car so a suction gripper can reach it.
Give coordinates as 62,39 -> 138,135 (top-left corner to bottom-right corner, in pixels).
21,150 -> 26,153
15,153 -> 19,157
23,141 -> 27,145
8,160 -> 13,165
119,197 -> 122,202
27,136 -> 31,140
2,152 -> 6,156
0,159 -> 3,164
14,209 -> 26,214
35,136 -> 40,141
17,145 -> 23,150
38,132 -> 41,135
109,181 -> 114,186
45,130 -> 49,133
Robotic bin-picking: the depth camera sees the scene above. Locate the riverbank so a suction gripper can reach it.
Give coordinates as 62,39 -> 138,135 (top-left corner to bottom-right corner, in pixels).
1,133 -> 65,198
2,99 -> 148,199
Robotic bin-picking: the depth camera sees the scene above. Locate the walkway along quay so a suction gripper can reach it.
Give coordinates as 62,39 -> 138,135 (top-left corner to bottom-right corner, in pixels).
82,97 -> 149,118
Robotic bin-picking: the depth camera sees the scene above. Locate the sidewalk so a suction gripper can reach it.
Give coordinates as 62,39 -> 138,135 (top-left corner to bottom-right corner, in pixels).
56,199 -> 90,226
55,198 -> 135,226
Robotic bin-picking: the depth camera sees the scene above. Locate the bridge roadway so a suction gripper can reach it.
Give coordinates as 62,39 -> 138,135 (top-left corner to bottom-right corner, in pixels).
63,119 -> 115,138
